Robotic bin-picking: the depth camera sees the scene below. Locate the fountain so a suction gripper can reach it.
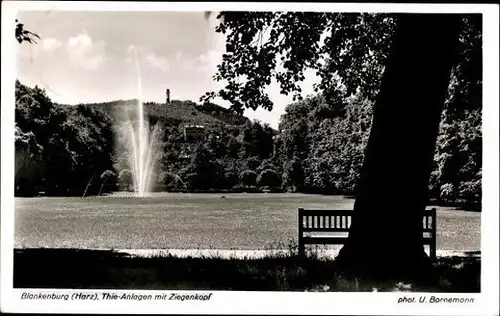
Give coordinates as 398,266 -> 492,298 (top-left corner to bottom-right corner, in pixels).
118,46 -> 162,196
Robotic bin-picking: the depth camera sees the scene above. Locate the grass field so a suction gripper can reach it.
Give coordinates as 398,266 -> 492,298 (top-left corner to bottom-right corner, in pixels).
15,193 -> 480,252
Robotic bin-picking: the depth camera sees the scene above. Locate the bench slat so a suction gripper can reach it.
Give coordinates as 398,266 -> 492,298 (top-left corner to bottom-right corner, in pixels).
299,209 -> 352,217
302,228 -> 434,234
302,227 -> 351,232
301,237 -> 434,244
300,209 -> 434,216
301,237 -> 349,245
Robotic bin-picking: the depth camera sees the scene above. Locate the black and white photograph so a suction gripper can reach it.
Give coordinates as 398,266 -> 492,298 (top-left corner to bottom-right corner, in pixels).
1,2 -> 498,315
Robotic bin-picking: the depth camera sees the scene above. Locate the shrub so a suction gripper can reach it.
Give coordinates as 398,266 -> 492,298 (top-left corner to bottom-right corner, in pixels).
240,170 -> 257,187
118,169 -> 133,191
222,170 -> 239,189
246,157 -> 261,170
440,183 -> 455,202
257,169 -> 281,188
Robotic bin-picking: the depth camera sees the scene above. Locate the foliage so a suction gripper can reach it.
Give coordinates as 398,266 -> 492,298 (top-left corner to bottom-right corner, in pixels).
201,12 -> 396,113
101,170 -> 116,180
257,169 -> 281,188
15,80 -> 115,196
273,85 -> 480,202
15,19 -> 40,44
181,144 -> 224,190
273,93 -> 372,195
15,126 -> 44,196
99,170 -> 116,195
202,12 -> 481,204
240,170 -> 257,187
118,169 -> 133,191
15,79 -> 279,195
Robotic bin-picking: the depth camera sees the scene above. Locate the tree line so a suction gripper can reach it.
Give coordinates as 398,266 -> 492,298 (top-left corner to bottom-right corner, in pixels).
14,81 -> 280,196
275,90 -> 481,207
15,81 -> 115,196
15,77 -> 480,207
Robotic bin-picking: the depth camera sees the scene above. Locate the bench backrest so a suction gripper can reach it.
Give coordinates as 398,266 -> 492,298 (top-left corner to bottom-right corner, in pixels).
299,209 -> 353,232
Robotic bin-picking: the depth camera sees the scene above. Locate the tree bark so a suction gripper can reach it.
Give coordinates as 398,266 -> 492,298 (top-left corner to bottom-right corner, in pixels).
335,14 -> 461,286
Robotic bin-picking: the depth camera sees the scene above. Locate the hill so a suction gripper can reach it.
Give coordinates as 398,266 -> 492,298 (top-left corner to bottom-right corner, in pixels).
71,99 -> 250,127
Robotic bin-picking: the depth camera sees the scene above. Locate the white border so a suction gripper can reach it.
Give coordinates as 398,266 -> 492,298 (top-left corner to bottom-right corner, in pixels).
1,2 -> 498,315
0,1 -> 491,13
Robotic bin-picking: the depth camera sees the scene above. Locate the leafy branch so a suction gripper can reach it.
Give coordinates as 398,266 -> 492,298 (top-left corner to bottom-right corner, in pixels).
15,19 -> 40,44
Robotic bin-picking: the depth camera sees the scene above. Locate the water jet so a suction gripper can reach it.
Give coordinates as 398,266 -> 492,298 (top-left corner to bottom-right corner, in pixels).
116,46 -> 162,196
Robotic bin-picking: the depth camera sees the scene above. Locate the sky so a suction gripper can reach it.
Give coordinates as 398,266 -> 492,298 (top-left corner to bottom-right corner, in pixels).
16,11 -> 319,129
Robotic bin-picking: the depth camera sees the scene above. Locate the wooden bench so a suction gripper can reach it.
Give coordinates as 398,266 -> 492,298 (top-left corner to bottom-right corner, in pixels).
298,208 -> 437,260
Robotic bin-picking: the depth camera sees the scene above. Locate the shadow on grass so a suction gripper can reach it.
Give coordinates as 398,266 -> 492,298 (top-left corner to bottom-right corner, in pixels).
429,199 -> 481,212
13,246 -> 480,292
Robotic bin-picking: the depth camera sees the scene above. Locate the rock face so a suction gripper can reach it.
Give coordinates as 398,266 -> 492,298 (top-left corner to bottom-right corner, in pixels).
166,89 -> 171,103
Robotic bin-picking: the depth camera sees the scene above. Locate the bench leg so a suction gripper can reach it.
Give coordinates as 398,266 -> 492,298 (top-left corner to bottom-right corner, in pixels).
430,243 -> 437,262
299,240 -> 305,257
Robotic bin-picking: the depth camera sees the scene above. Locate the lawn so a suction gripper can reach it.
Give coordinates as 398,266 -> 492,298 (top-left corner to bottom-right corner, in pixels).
15,192 -> 480,253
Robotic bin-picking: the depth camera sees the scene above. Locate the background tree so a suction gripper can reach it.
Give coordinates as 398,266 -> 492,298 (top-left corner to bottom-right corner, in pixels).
118,169 -> 133,191
182,144 -> 224,190
240,170 -> 257,187
257,169 -> 281,188
278,93 -> 373,195
203,12 -> 474,284
99,170 -> 116,196
15,126 -> 44,196
221,169 -> 239,190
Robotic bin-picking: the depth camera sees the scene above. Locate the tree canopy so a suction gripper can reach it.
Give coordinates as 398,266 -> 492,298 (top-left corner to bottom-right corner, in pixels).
202,12 -> 480,116
202,11 -> 481,207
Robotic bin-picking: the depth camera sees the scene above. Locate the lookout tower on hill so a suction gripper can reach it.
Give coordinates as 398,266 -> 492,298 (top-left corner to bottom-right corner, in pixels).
166,88 -> 171,103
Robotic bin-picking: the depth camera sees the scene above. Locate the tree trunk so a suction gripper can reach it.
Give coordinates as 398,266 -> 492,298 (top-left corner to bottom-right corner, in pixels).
98,178 -> 108,196
335,14 -> 461,286
82,174 -> 95,197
